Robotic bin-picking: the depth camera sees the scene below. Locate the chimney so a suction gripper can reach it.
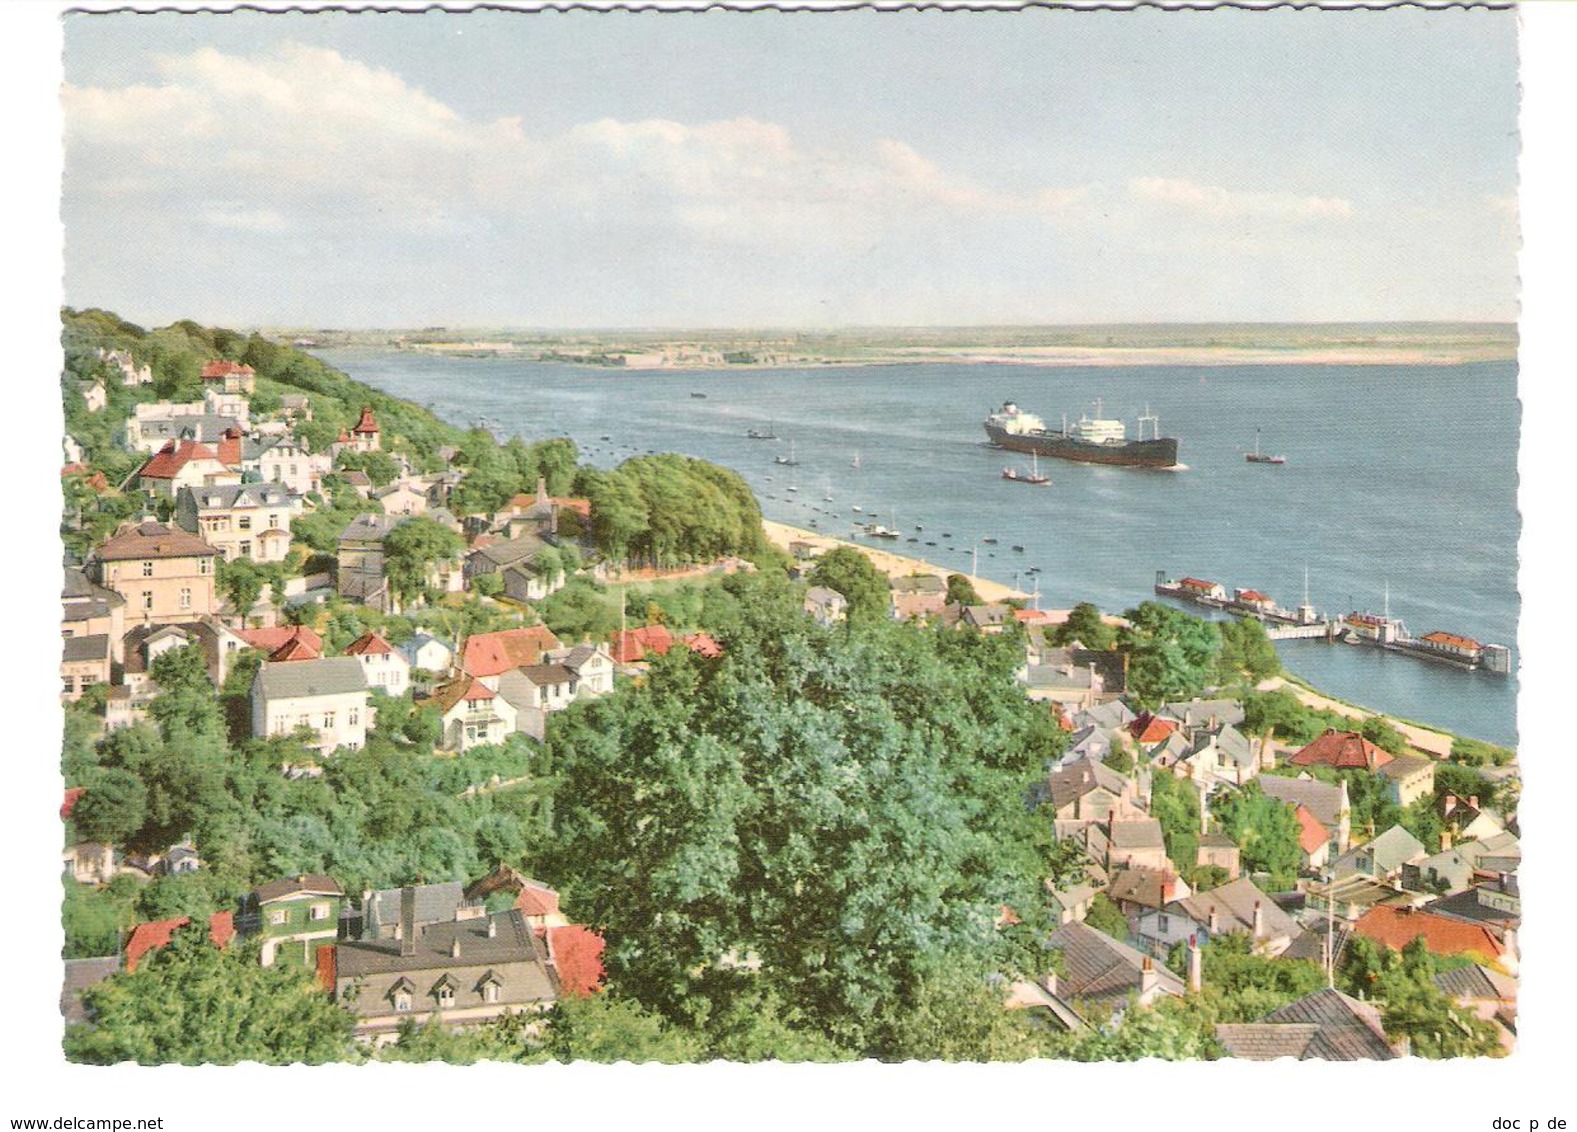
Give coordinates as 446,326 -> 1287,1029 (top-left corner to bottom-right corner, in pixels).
1252,900 -> 1265,941
535,476 -> 548,505
1187,935 -> 1202,994
1442,793 -> 1457,815
400,885 -> 417,957
1469,795 -> 1479,811
487,917 -> 498,939
1207,907 -> 1219,934
1140,956 -> 1158,997
1440,829 -> 1452,850
451,937 -> 462,959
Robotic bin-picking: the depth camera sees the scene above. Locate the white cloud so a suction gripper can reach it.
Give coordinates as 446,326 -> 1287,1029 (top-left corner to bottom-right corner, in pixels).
1127,176 -> 1354,221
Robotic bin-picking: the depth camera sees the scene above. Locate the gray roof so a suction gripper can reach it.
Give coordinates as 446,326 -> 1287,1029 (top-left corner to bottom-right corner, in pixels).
1174,877 -> 1300,940
138,413 -> 240,443
339,513 -> 408,544
1043,921 -> 1184,1005
1078,700 -> 1138,732
1109,817 -> 1166,851
62,633 -> 110,663
62,568 -> 125,619
1044,757 -> 1130,811
469,533 -> 548,569
122,620 -> 224,680
333,908 -> 554,986
1378,752 -> 1435,782
61,956 -> 122,1025
1435,964 -> 1517,1002
363,882 -> 469,939
1260,988 -> 1395,1060
180,482 -> 291,510
1188,723 -> 1255,767
1159,698 -> 1245,729
1258,775 -> 1345,829
254,873 -> 345,903
890,574 -> 945,595
1215,1022 -> 1323,1061
254,657 -> 368,700
1337,825 -> 1427,877
1024,664 -> 1094,692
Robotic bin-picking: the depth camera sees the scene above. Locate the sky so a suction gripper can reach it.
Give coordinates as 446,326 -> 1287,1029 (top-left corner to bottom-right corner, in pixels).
60,6 -> 1519,329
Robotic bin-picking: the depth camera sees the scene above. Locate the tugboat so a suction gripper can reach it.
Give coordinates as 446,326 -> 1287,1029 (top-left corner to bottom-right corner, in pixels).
1245,429 -> 1286,465
1002,452 -> 1051,485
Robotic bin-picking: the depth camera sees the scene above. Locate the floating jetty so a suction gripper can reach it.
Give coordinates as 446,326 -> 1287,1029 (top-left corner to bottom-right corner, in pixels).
1153,571 -> 1511,676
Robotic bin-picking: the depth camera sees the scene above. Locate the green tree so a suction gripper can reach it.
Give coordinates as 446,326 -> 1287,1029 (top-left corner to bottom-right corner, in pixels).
542,994 -> 707,1063
1119,602 -> 1223,707
382,517 -> 463,606
1051,602 -> 1117,651
807,546 -> 889,622
70,769 -> 148,847
1084,893 -> 1130,943
1045,997 -> 1222,1061
1216,617 -> 1281,685
945,573 -> 981,606
65,925 -> 356,1065
1211,784 -> 1302,889
216,556 -> 265,617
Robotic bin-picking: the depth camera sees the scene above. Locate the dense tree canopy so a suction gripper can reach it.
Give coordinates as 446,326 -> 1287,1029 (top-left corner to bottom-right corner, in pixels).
807,546 -> 891,623
1119,602 -> 1223,707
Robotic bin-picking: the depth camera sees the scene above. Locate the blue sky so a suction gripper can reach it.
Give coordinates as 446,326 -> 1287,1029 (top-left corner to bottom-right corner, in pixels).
62,7 -> 1519,328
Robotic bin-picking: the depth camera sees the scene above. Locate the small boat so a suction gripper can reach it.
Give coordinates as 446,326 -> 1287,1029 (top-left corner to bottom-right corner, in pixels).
774,440 -> 800,467
1245,429 -> 1286,465
600,434 -> 611,441
942,532 -> 952,539
863,524 -> 900,540
907,537 -> 919,543
852,505 -> 863,513
691,392 -> 708,399
1011,545 -> 1025,552
925,540 -> 937,547
747,424 -> 779,440
983,537 -> 998,545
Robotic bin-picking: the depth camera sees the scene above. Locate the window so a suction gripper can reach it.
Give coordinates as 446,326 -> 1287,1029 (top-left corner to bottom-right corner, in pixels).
142,591 -> 154,611
179,587 -> 191,610
323,711 -> 336,729
141,560 -> 154,577
394,992 -> 412,1013
268,514 -> 281,529
239,541 -> 251,558
309,902 -> 331,921
437,987 -> 455,1008
198,558 -> 212,575
348,707 -> 360,727
238,516 -> 252,530
268,909 -> 288,926
289,464 -> 298,476
483,983 -> 500,1004
62,676 -> 75,695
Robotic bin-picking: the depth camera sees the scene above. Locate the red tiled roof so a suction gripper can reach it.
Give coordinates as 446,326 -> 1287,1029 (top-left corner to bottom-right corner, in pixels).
1295,805 -> 1330,856
1180,577 -> 1218,591
269,636 -> 322,663
217,430 -> 242,468
463,626 -> 563,678
124,911 -> 235,972
1238,590 -> 1271,603
1290,729 -> 1394,772
1014,608 -> 1053,624
683,632 -> 724,658
200,360 -> 255,379
343,631 -> 395,656
138,439 -> 220,481
237,625 -> 324,654
515,881 -> 562,919
545,924 -> 606,998
610,624 -> 674,664
62,787 -> 86,819
1354,905 -> 1506,961
549,496 -> 592,518
352,406 -> 380,435
1129,712 -> 1177,745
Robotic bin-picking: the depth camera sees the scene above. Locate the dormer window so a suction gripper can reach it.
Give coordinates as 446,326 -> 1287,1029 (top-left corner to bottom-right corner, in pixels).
394,991 -> 412,1012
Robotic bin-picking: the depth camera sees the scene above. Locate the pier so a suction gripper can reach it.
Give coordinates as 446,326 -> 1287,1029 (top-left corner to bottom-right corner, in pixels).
1264,622 -> 1336,641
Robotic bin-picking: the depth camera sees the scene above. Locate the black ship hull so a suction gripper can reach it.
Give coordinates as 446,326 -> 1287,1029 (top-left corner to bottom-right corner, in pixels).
985,422 -> 1180,468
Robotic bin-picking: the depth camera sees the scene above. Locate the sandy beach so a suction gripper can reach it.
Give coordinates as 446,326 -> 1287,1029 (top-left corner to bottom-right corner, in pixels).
763,519 -> 1031,604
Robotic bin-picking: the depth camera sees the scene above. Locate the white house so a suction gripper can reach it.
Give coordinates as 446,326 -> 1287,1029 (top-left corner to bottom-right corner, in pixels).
344,631 -> 410,697
402,631 -> 454,675
422,675 -> 518,752
251,657 -> 371,754
259,436 -> 333,496
174,483 -> 295,564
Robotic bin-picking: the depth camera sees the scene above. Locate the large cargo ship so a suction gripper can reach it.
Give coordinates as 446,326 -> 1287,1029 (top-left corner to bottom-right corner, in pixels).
983,400 -> 1180,468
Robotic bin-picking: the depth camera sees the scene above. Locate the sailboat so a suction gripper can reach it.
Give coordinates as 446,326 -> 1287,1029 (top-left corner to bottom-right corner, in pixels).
1002,451 -> 1051,485
851,451 -> 862,469
863,509 -> 901,540
823,477 -> 834,502
1245,429 -> 1286,465
746,420 -> 778,440
774,439 -> 799,466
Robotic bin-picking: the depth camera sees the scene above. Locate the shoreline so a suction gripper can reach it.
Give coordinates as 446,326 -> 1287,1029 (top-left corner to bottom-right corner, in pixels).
763,519 -> 1030,604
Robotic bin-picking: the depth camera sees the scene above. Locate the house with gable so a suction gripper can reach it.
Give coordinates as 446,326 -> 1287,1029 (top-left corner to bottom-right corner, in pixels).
804,585 -> 848,627
1378,753 -> 1437,807
889,574 -> 948,622
1333,825 -> 1428,884
1174,721 -> 1259,787
461,625 -> 564,686
259,435 -> 332,496
134,439 -> 239,500
402,631 -> 454,676
374,480 -> 428,517
344,630 -> 410,697
1259,774 -> 1352,856
251,657 -> 371,753
200,359 -> 256,394
1216,988 -> 1397,1061
1135,876 -> 1300,958
1040,921 -> 1185,1015
421,674 -> 518,752
336,512 -> 407,612
175,482 -> 294,564
88,521 -> 219,627
239,874 -> 345,968
123,912 -> 236,973
1036,757 -> 1141,827
1289,728 -> 1394,773
62,567 -> 126,696
1354,904 -> 1512,971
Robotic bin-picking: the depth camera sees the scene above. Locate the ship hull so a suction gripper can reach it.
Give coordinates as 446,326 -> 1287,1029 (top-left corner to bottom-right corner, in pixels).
985,422 -> 1180,468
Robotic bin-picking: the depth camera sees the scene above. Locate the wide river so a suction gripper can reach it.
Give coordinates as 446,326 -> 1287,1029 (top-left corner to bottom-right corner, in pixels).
318,349 -> 1519,746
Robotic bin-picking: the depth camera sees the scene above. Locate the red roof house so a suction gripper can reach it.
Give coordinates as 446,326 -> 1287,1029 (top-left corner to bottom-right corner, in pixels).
544,924 -> 606,998
62,787 -> 86,820
1290,729 -> 1394,772
237,625 -> 324,656
124,911 -> 236,972
1353,905 -> 1507,964
1129,712 -> 1177,746
136,439 -> 221,484
343,631 -> 396,656
683,632 -> 724,659
1295,805 -> 1330,856
610,624 -> 675,665
352,406 -> 380,437
200,360 -> 255,381
462,626 -> 564,678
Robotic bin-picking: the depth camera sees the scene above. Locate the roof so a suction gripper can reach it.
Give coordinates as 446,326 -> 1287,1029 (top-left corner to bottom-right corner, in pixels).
1109,817 -> 1165,851
469,533 -> 549,569
122,620 -> 224,679
1349,825 -> 1428,874
343,631 -> 396,657
362,882 -> 468,938
338,512 -> 407,544
1258,775 -> 1345,830
463,625 -> 563,678
1260,988 -> 1395,1060
94,521 -> 217,562
331,909 -> 553,989
521,662 -> 577,687
1043,921 -> 1185,1004
138,439 -> 221,481
1353,905 -> 1506,961
124,911 -> 236,973
1108,867 -> 1182,909
179,482 -> 291,511
545,924 -> 606,998
62,633 -> 110,663
200,359 -> 255,379
62,568 -> 125,619
890,574 -> 946,595
237,625 -> 324,655
683,632 -> 724,658
1214,1023 -> 1323,1061
1290,729 -> 1394,772
352,405 -> 380,434
1158,699 -> 1245,730
62,786 -> 86,819
422,675 -> 496,715
1378,752 -> 1435,782
514,880 -> 562,918
1129,712 -> 1177,745
1434,964 -> 1517,1002
61,956 -> 122,1025
1421,630 -> 1482,650
1174,877 -> 1299,940
254,657 -> 368,701
610,624 -> 674,665
1295,805 -> 1329,855
269,635 -> 323,663
253,874 -> 345,903
1045,757 -> 1130,812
